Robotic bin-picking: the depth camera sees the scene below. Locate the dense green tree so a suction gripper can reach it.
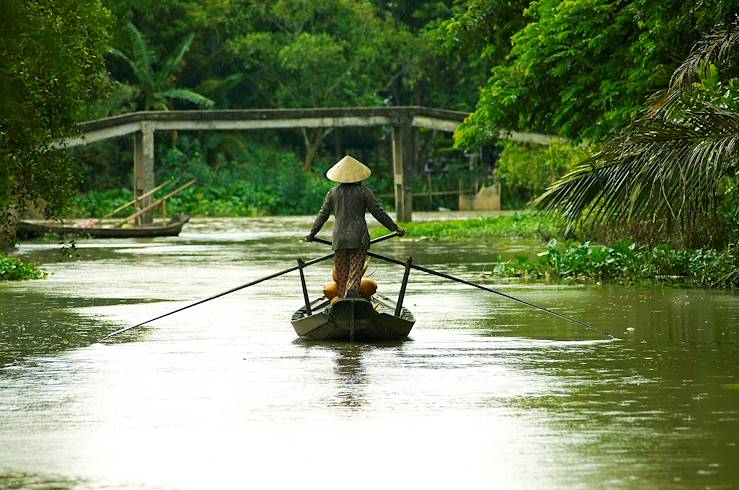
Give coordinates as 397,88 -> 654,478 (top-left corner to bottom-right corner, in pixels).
0,0 -> 111,246
101,0 -> 249,113
450,0 -> 739,148
110,22 -> 214,110
373,0 -> 500,110
227,0 -> 390,169
535,23 -> 739,247
430,0 -> 528,78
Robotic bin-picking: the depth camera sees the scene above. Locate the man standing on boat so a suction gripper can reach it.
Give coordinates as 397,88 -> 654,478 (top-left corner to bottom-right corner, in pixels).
306,155 -> 405,299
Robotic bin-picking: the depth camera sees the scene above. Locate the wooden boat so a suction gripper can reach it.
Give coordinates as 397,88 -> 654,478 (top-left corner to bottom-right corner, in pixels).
291,294 -> 416,341
16,214 -> 190,239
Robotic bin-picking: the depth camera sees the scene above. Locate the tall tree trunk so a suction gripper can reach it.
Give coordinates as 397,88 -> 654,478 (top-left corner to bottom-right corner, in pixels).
0,206 -> 17,251
0,227 -> 15,251
415,129 -> 437,173
301,127 -> 334,171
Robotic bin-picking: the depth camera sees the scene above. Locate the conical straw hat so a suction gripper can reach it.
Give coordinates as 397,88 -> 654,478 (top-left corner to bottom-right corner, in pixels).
326,155 -> 371,183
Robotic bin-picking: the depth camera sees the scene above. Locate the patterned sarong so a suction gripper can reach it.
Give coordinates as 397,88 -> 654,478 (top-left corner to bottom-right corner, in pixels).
334,247 -> 367,298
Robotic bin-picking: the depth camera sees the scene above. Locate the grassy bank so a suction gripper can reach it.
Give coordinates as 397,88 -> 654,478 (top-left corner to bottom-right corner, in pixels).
371,212 -> 561,241
372,213 -> 738,288
71,141 -> 395,219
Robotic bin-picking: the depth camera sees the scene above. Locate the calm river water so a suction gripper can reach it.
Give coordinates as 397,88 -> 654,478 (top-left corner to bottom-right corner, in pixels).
1,215 -> 738,489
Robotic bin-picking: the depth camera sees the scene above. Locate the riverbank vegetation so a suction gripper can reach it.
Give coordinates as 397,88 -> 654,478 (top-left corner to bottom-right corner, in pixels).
0,254 -> 47,281
71,142 -> 370,217
1,0 -> 111,248
371,213 -> 560,241
374,214 -> 739,288
533,23 -> 739,249
493,240 -> 739,288
5,1 -> 739,287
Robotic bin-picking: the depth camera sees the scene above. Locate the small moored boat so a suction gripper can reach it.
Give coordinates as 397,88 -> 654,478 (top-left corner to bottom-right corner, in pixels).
17,214 -> 190,239
291,294 -> 415,341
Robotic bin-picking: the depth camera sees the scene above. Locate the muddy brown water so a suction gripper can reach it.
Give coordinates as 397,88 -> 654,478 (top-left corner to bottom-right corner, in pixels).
1,215 -> 738,489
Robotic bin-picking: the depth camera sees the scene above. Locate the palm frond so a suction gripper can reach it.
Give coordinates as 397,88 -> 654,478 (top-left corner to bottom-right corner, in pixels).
163,88 -> 214,108
108,47 -> 136,73
118,22 -> 156,87
534,107 -> 739,239
649,23 -> 739,118
157,33 -> 195,86
109,47 -> 153,93
197,74 -> 245,103
670,24 -> 739,91
124,22 -> 156,76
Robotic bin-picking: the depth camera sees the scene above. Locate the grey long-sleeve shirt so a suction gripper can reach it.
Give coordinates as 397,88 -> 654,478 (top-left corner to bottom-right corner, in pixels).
309,183 -> 399,250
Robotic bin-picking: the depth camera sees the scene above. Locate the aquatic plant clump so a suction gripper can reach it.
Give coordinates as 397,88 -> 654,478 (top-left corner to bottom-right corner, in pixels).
372,213 -> 560,241
494,239 -> 739,288
0,254 -> 47,281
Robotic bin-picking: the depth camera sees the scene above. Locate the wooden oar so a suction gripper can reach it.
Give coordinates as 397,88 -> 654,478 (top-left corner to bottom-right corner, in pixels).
113,179 -> 197,227
365,250 -> 616,340
95,179 -> 173,223
101,251 -> 336,340
103,232 -> 399,340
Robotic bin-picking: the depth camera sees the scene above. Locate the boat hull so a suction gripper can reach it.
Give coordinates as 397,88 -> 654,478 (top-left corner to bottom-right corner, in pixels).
291,295 -> 415,341
16,215 -> 190,239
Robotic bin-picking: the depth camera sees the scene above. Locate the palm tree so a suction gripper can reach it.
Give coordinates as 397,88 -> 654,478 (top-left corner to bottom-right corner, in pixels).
534,23 -> 739,247
110,23 -> 214,111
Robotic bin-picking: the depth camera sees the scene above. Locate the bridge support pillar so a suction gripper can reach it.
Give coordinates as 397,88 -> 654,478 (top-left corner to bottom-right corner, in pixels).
133,123 -> 155,224
392,123 -> 414,222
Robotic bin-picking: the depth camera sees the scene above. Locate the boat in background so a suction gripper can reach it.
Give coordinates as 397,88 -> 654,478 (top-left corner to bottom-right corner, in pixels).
17,179 -> 197,240
17,214 -> 190,239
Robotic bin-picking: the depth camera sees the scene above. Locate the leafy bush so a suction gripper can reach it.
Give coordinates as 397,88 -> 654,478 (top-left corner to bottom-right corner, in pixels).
69,139 -> 341,217
70,188 -> 134,218
497,139 -> 592,209
0,254 -> 47,281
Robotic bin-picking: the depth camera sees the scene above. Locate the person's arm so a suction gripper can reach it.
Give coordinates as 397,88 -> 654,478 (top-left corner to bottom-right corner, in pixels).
364,187 -> 405,236
306,189 -> 333,241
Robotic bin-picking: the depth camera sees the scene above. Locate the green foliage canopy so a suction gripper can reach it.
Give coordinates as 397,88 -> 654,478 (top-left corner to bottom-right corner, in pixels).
535,23 -> 739,247
451,0 -> 739,148
0,0 -> 111,236
497,139 -> 592,208
109,22 -> 215,110
99,0 -> 486,169
227,0 -> 388,169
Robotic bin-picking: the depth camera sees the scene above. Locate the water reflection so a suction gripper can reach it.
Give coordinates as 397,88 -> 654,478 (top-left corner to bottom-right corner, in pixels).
296,340 -> 410,410
0,471 -> 83,490
0,290 -> 121,368
1,216 -> 738,488
330,343 -> 366,408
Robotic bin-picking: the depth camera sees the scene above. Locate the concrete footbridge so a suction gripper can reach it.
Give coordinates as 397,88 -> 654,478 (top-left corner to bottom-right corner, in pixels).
62,107 -> 555,222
